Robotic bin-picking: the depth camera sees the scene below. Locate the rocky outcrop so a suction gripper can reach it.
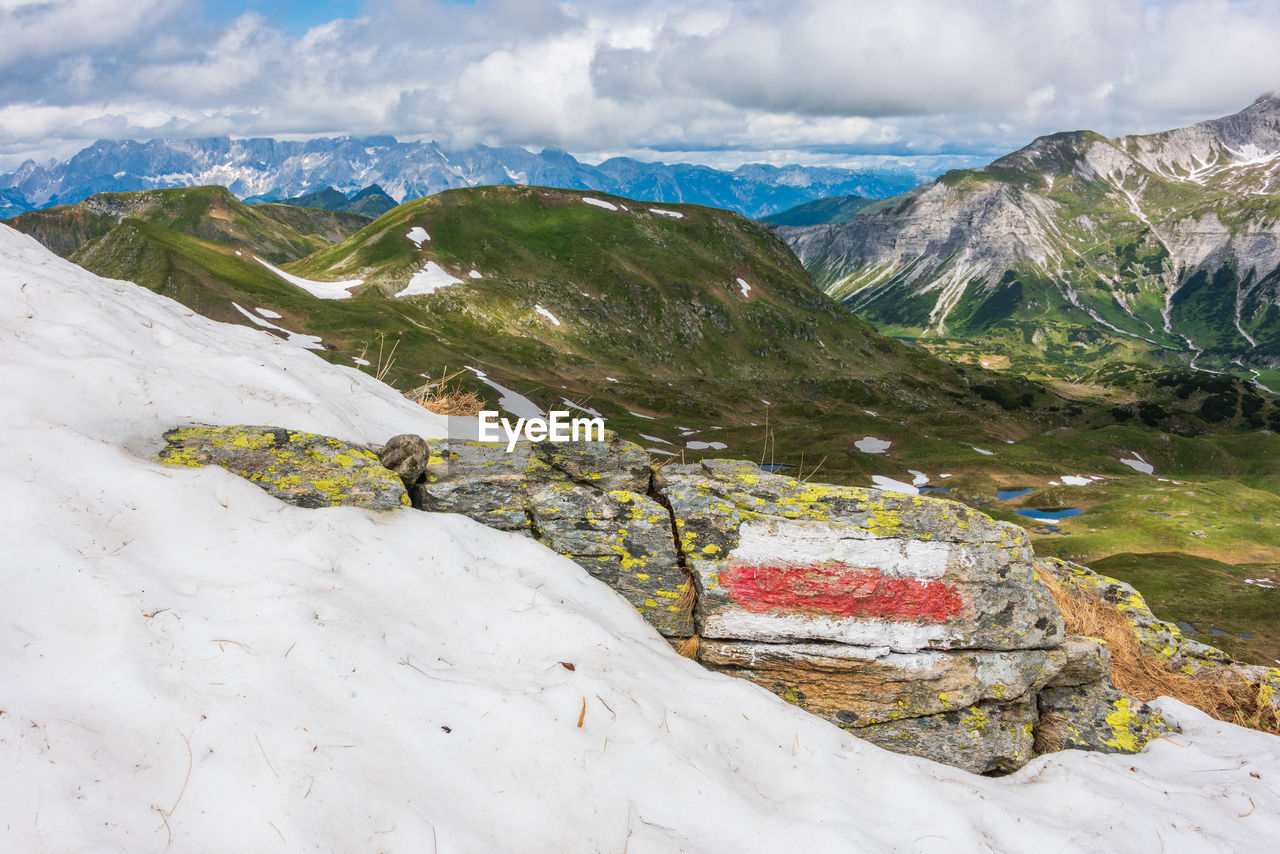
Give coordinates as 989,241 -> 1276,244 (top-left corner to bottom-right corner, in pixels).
1038,557 -> 1280,718
159,426 -> 1175,773
159,425 -> 409,510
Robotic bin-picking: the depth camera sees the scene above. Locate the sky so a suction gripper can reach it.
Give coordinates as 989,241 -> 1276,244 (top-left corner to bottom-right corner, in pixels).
2,0 -> 1280,172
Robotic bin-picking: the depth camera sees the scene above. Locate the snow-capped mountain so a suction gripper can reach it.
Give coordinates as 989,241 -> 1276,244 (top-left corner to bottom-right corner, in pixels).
0,136 -> 924,219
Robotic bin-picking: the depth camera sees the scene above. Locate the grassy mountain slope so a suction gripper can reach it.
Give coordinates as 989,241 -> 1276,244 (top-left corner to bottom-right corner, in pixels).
759,194 -> 872,227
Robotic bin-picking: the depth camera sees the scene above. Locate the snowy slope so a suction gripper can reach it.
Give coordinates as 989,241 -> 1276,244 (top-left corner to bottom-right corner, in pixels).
1,223 -> 1278,852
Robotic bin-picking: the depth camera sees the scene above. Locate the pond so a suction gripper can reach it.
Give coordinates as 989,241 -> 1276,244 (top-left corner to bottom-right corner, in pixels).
997,488 -> 1034,500
758,464 -> 790,472
1016,508 -> 1083,522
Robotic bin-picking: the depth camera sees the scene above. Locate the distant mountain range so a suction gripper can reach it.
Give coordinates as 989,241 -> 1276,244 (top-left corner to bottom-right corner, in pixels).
275,184 -> 399,218
0,136 -> 927,219
778,95 -> 1280,389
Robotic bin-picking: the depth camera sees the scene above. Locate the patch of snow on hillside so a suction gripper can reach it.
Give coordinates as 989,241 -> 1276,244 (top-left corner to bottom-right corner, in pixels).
352,356 -> 371,366
254,256 -> 362,300
872,475 -> 919,495
686,440 -> 728,450
4,223 -> 1280,851
406,226 -> 430,246
469,269 -> 482,279
534,304 -> 561,326
628,411 -> 656,420
1060,475 -> 1101,486
397,262 -> 463,298
560,398 -> 603,417
650,207 -> 684,219
254,307 -> 281,319
855,436 -> 891,454
737,277 -> 752,298
463,366 -> 544,420
908,470 -> 929,486
230,302 -> 324,350
582,197 -> 618,211
639,433 -> 671,445
1119,453 -> 1155,475
605,376 -> 619,383
970,445 -> 995,456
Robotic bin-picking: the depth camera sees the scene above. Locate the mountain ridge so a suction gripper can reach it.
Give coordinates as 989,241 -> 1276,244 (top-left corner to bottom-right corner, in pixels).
0,136 -> 927,220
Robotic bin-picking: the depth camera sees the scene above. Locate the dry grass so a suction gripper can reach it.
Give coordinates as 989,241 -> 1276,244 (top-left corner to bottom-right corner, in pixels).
674,577 -> 699,659
405,369 -> 485,416
1037,566 -> 1278,735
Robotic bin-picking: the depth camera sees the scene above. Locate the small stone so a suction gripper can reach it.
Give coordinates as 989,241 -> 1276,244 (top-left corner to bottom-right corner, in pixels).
378,434 -> 432,489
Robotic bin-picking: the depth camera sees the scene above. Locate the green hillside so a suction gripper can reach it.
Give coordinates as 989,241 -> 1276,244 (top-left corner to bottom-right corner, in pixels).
759,194 -> 873,226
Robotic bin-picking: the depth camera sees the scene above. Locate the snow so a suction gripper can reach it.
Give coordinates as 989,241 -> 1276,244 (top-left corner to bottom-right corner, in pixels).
970,445 -> 995,456
908,470 -> 929,487
939,473 -> 953,479
737,277 -> 752,298
4,223 -> 1280,851
463,366 -> 544,419
468,269 -> 482,279
649,207 -> 684,219
1061,475 -> 1101,486
854,436 -> 891,454
254,307 -> 282,319
686,440 -> 728,451
352,356 -> 371,366
1119,452 -> 1155,475
628,410 -> 656,420
397,261 -> 463,298
647,447 -> 677,456
582,197 -> 618,211
605,376 -> 619,383
254,256 -> 363,300
406,226 -> 430,247
560,398 -> 603,418
871,475 -> 920,495
230,301 -> 324,350
534,304 -> 561,326
639,433 -> 672,445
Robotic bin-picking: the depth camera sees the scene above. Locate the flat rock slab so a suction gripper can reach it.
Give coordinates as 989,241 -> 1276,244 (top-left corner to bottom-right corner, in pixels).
659,461 -> 1063,652
699,641 -> 1067,728
159,425 -> 409,510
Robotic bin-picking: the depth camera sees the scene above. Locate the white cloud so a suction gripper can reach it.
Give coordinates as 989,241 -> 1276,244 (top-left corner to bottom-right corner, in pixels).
2,0 -> 1280,171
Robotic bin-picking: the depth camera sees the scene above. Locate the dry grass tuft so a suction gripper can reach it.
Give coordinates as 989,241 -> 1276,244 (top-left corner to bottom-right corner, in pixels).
406,369 -> 485,416
674,579 -> 700,659
1037,566 -> 1278,735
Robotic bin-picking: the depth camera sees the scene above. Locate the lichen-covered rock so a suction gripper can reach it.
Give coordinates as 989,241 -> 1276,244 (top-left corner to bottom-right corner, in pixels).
1037,557 -> 1280,716
529,481 -> 691,636
699,641 -> 1065,727
855,696 -> 1039,776
534,432 -> 651,492
1036,682 -> 1169,754
378,433 -> 433,489
159,425 -> 409,510
658,460 -> 1063,652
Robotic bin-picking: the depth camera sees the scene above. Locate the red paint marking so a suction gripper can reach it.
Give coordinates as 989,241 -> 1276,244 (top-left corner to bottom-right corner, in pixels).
718,563 -> 963,623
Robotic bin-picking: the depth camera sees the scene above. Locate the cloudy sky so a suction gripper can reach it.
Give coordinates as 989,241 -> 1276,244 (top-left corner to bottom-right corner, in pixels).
2,0 -> 1279,171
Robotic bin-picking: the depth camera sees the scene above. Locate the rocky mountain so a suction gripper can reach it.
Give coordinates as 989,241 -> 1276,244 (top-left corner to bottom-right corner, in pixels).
0,136 -> 925,220
778,96 -> 1280,389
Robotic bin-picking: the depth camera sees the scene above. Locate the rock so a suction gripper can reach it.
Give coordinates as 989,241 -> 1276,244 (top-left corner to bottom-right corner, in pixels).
534,432 -> 651,492
378,433 -> 434,489
1036,682 -> 1169,755
855,696 -> 1039,776
159,425 -> 408,510
1046,636 -> 1112,687
699,641 -> 1065,727
529,482 -> 691,637
658,460 -> 1063,652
